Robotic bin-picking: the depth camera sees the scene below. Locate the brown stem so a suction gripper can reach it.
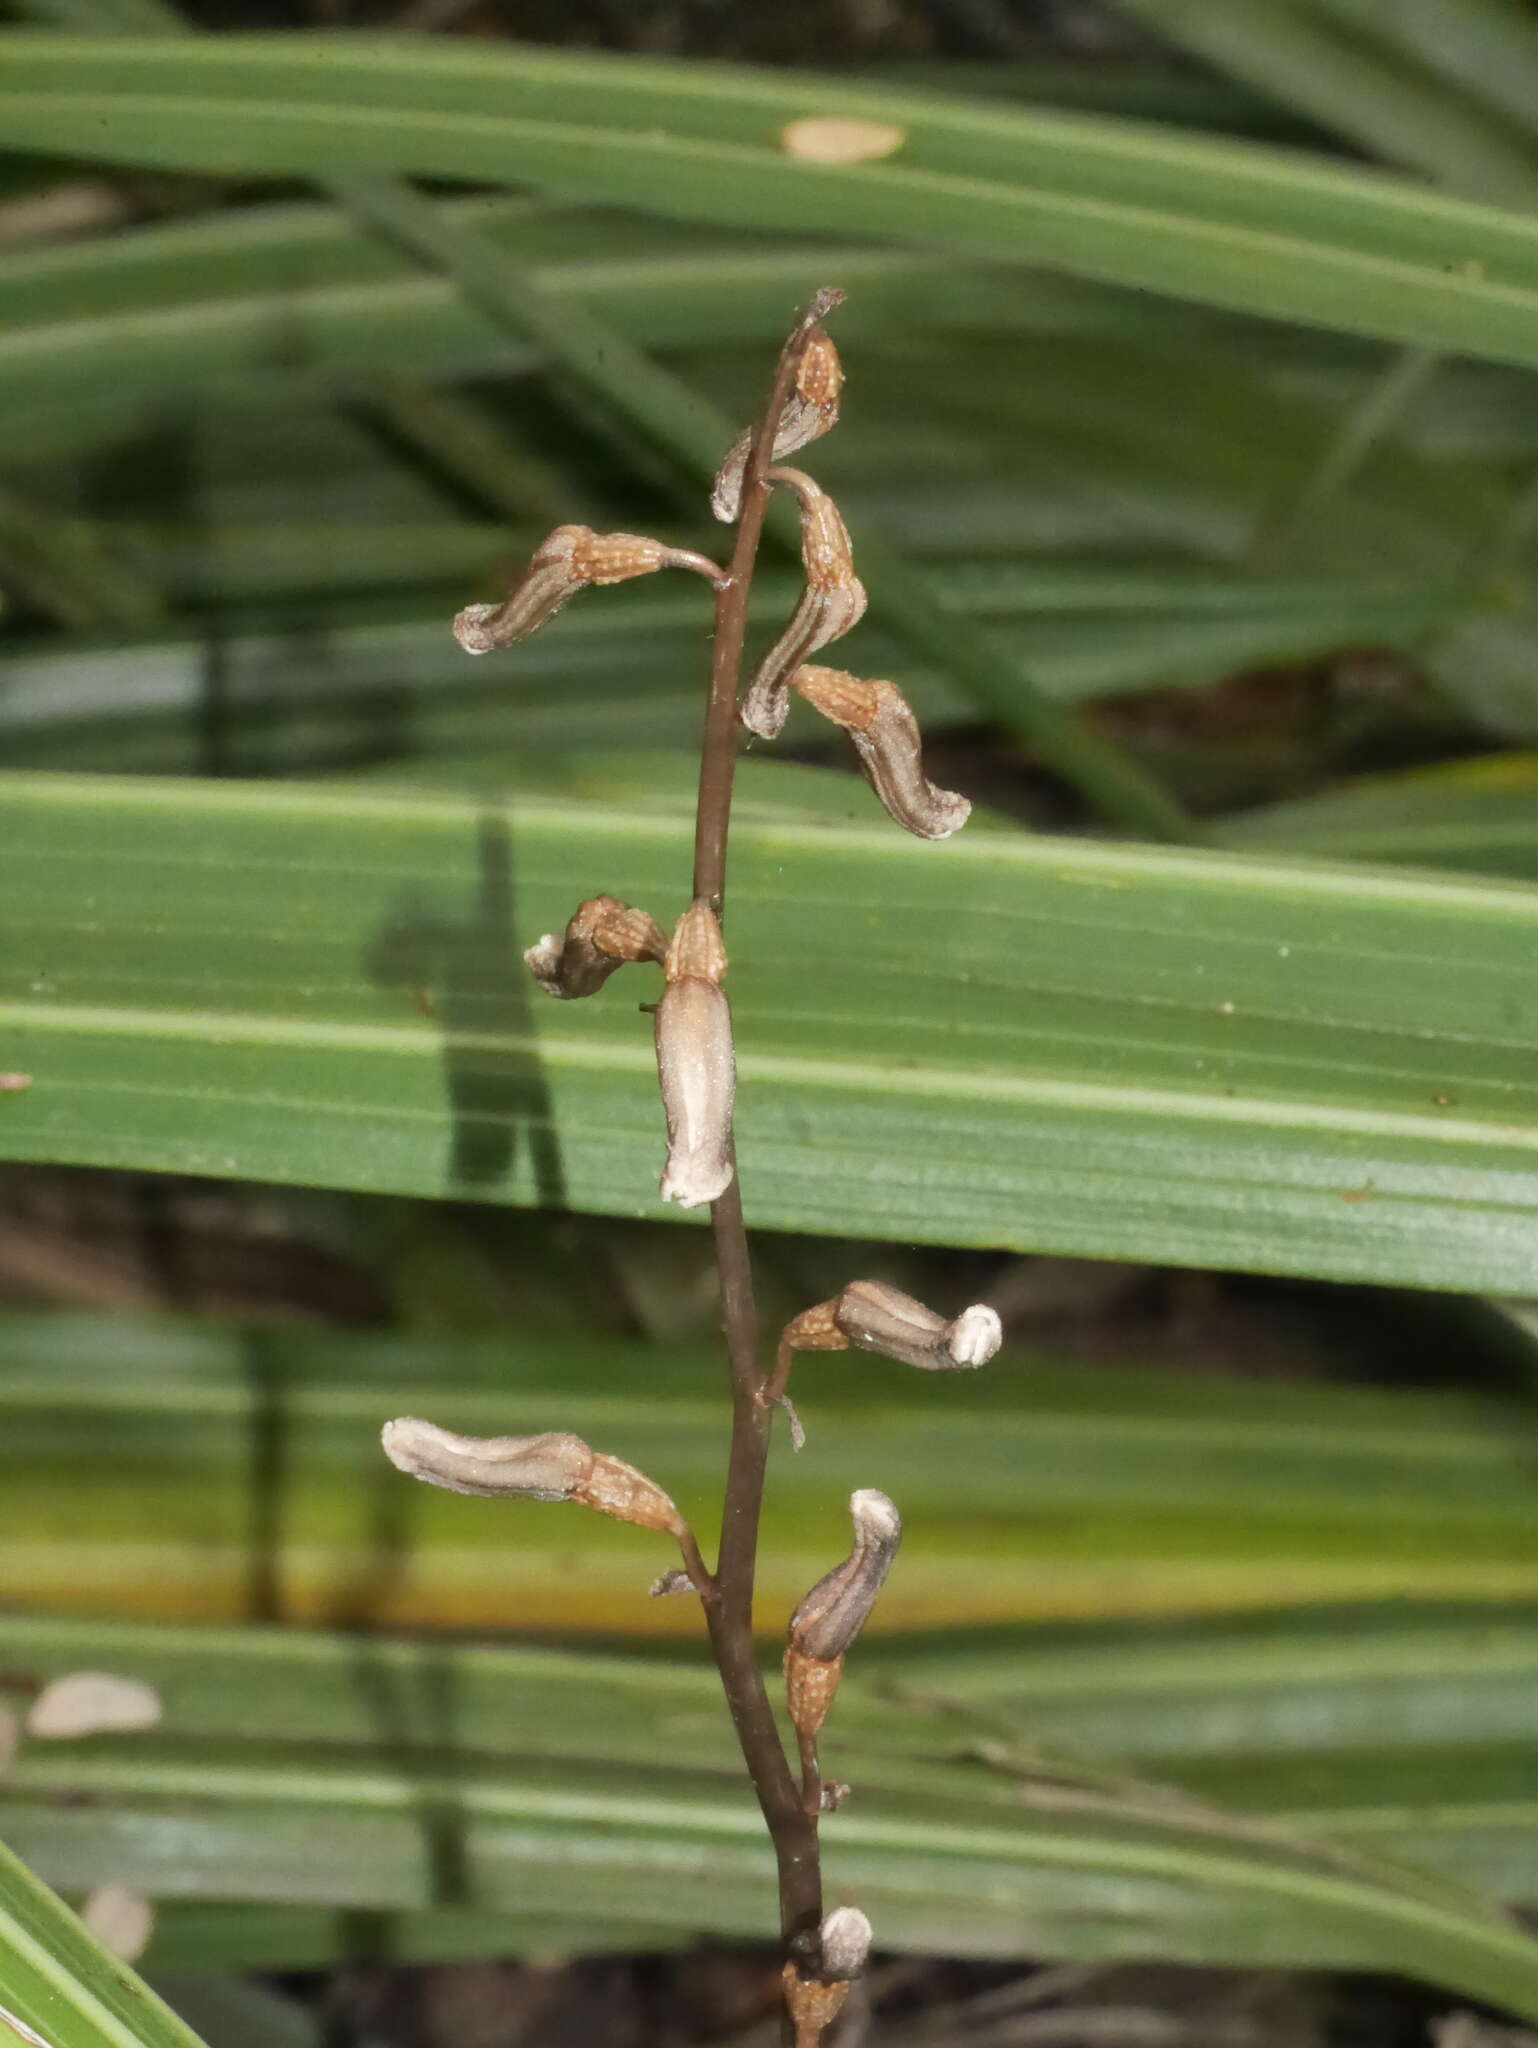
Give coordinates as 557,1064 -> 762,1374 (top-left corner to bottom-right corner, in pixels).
675,1521 -> 717,1603
796,1724 -> 824,1820
692,286 -> 845,916
689,293 -> 845,1969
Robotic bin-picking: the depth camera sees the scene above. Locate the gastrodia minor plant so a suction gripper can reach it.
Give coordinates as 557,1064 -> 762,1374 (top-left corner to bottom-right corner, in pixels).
385,289 -> 1003,2045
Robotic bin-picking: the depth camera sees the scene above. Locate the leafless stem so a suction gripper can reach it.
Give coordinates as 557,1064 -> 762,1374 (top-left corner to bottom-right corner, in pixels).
691,291 -> 846,1965
796,1724 -> 824,1820
676,1521 -> 717,1603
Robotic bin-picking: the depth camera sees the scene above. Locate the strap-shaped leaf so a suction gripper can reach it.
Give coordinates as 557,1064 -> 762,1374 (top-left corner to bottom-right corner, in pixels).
0,1835 -> 205,2048
9,35 -> 1538,369
5,768 -> 1538,1289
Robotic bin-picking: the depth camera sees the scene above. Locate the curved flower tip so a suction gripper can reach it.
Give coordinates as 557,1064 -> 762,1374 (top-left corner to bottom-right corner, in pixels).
453,601 -> 509,655
740,473 -> 866,740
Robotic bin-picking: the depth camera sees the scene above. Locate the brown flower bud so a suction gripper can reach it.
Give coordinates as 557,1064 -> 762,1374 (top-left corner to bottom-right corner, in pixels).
655,902 -> 735,1210
790,1489 -> 901,1666
780,1297 -> 848,1354
792,666 -> 971,839
454,525 -> 719,654
782,1965 -> 850,2048
711,331 -> 843,524
833,1279 -> 1002,1370
524,895 -> 667,1001
741,472 -> 867,740
382,1417 -> 594,1500
575,1452 -> 687,1538
785,1641 -> 845,1743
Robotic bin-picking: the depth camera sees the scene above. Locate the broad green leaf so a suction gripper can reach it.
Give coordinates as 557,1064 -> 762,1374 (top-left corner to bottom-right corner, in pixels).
0,566 -> 1474,777
0,1834 -> 206,2048
5,1612 -> 1538,2014
6,1308 -> 1538,1630
1225,755 -> 1538,877
11,37 -> 1538,370
6,768 -> 1538,1289
1115,0 -> 1538,204
0,198 -> 1202,454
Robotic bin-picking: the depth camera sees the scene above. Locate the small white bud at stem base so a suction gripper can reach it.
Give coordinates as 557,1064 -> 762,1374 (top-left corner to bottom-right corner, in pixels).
819,1905 -> 872,1980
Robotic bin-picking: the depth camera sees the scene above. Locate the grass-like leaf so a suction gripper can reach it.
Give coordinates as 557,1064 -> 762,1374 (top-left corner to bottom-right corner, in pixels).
6,1308 -> 1538,1630
5,768 -> 1538,1288
5,1610 -> 1538,2015
0,1833 -> 205,2048
10,36 -> 1538,369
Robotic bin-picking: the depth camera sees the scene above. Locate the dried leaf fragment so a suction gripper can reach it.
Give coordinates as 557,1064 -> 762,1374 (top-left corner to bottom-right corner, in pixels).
655,902 -> 735,1209
79,1885 -> 154,1962
780,115 -> 906,163
454,525 -> 719,654
711,330 -> 843,523
741,474 -> 867,739
524,895 -> 666,1001
26,1671 -> 162,1740
793,666 -> 971,838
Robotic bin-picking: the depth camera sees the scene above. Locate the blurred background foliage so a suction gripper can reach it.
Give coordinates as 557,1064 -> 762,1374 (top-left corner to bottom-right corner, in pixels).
6,2 -> 1538,2044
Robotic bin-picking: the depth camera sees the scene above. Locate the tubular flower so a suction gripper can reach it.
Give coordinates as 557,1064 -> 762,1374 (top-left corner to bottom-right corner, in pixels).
655,902 -> 735,1209
792,665 -> 971,839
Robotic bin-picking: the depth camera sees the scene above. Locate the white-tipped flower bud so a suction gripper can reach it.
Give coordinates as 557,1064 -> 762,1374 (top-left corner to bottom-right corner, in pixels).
455,526 -> 718,654
833,1279 -> 1001,1371
524,895 -> 667,1001
785,1492 -> 901,1749
790,1490 -> 902,1666
740,472 -> 867,740
382,1418 -> 594,1500
655,903 -> 735,1210
792,666 -> 971,839
712,329 -> 844,523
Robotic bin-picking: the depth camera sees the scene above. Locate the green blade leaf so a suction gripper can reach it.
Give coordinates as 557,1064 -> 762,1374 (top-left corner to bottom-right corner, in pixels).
7,1308 -> 1538,1630
5,1612 -> 1538,2015
10,35 -> 1538,369
6,767 -> 1538,1288
0,1834 -> 206,2048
